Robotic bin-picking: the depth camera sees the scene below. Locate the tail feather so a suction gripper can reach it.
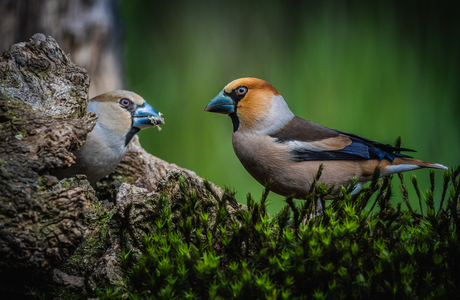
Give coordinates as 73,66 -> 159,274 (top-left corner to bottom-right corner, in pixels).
380,157 -> 448,177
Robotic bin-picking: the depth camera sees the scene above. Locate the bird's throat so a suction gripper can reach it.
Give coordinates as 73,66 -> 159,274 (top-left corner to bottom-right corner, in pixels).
125,126 -> 141,147
229,113 -> 240,132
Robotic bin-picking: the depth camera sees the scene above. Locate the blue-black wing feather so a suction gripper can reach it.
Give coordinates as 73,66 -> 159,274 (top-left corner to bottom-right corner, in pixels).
289,131 -> 415,162
269,116 -> 415,162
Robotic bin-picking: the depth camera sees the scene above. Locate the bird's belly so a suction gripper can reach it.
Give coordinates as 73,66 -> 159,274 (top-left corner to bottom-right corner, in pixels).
60,133 -> 127,184
76,146 -> 126,183
232,132 -> 367,198
81,155 -> 121,182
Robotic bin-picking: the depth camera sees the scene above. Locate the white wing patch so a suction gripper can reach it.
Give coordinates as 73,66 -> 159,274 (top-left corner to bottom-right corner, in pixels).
287,136 -> 352,152
288,140 -> 328,152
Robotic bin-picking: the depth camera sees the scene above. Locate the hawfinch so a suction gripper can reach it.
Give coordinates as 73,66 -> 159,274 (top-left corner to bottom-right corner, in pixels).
52,90 -> 164,184
205,77 -> 447,198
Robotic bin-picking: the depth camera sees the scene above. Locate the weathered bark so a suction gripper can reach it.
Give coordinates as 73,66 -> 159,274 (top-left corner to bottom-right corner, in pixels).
0,34 -> 241,297
0,33 -> 97,295
0,0 -> 124,97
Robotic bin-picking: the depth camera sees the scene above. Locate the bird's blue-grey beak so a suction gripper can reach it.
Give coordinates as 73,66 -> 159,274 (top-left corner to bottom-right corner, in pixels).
133,102 -> 165,129
205,90 -> 235,114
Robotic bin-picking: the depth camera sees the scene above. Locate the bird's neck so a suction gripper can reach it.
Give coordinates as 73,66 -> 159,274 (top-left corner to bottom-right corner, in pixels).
93,120 -> 130,154
237,95 -> 295,135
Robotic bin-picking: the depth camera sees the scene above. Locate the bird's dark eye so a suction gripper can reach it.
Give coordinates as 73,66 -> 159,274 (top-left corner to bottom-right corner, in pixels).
236,86 -> 248,96
120,98 -> 131,107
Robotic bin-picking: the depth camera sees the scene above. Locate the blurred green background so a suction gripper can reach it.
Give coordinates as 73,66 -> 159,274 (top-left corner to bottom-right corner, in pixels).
121,0 -> 459,214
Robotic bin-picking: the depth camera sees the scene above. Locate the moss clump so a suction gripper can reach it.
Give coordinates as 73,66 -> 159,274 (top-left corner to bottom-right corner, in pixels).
44,166 -> 460,299
60,200 -> 118,279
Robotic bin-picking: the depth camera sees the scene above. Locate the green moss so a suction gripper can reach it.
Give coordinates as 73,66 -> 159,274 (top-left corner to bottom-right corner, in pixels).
57,178 -> 76,191
3,104 -> 27,134
37,176 -> 46,191
126,168 -> 460,299
6,109 -> 19,120
61,201 -> 118,277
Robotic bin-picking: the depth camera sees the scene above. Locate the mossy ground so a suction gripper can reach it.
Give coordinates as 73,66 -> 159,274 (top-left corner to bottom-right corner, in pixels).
39,165 -> 460,300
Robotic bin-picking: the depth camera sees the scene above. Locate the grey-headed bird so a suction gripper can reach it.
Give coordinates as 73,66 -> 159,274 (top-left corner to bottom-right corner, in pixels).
52,90 -> 164,184
205,77 -> 447,198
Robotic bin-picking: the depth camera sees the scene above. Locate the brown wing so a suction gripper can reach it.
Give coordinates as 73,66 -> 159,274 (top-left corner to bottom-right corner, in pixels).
270,116 -> 349,144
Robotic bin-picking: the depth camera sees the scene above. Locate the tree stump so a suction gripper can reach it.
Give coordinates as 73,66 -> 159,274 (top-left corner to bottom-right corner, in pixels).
0,34 -> 240,297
